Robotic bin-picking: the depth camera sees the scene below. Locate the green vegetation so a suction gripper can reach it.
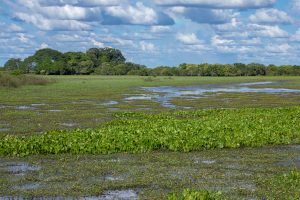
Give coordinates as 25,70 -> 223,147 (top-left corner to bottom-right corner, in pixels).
168,189 -> 222,200
1,75 -> 299,198
4,75 -> 300,136
1,107 -> 300,156
0,73 -> 53,88
0,147 -> 299,199
256,171 -> 300,199
3,47 -> 300,76
3,48 -> 146,75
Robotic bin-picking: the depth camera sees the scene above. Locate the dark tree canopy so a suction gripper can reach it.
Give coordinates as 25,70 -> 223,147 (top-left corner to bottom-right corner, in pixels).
3,47 -> 300,76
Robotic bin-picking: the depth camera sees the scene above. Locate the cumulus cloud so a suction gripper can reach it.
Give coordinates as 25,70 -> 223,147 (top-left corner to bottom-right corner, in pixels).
38,0 -> 122,7
13,0 -> 174,30
103,2 -> 174,25
15,12 -> 92,31
16,0 -> 101,21
249,24 -> 289,38
155,0 -> 276,9
176,33 -> 202,45
249,9 -> 293,24
182,8 -> 237,24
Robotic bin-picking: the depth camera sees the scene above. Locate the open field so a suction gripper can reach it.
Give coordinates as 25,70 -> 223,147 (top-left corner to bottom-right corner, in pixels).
1,75 -> 300,199
1,75 -> 300,136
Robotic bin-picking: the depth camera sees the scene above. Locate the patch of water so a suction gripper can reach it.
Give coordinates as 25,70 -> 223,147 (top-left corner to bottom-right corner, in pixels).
124,81 -> 300,108
194,159 -> 216,165
238,81 -> 274,86
60,123 -> 77,127
237,182 -> 256,191
0,105 -> 10,109
99,101 -> 119,106
31,103 -> 46,107
14,183 -> 40,190
15,105 -> 36,110
0,128 -> 10,132
104,175 -> 124,181
202,160 -> 217,165
7,163 -> 41,175
48,109 -> 63,112
86,189 -> 138,200
124,95 -> 152,101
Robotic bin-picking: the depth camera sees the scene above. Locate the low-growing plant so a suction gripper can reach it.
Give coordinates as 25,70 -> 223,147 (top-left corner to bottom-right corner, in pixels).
0,73 -> 53,88
168,189 -> 222,200
0,107 -> 300,156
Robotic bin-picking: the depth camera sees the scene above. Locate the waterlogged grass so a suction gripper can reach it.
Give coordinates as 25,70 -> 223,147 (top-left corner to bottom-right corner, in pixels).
2,75 -> 300,135
1,107 -> 300,156
0,147 -> 299,199
256,171 -> 300,199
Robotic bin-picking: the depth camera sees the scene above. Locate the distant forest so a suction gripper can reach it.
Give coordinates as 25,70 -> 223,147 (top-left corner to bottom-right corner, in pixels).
2,47 -> 300,76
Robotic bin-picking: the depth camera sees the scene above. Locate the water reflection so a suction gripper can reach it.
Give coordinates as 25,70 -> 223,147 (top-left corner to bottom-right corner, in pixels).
125,82 -> 300,108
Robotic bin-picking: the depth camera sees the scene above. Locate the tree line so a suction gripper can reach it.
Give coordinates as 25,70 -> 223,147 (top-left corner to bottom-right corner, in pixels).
2,48 -> 147,76
2,47 -> 300,76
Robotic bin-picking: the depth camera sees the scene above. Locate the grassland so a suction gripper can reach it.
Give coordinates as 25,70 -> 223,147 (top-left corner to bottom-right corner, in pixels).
1,75 -> 300,136
0,75 -> 300,199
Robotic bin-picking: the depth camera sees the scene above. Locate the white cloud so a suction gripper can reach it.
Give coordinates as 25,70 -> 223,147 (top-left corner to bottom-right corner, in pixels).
291,28 -> 300,41
140,41 -> 155,52
104,2 -> 174,25
38,0 -> 122,7
249,9 -> 293,24
8,24 -> 24,32
176,33 -> 201,45
211,35 -> 234,46
39,42 -> 49,49
91,39 -> 105,48
150,26 -> 172,33
183,8 -> 237,24
105,3 -> 158,25
17,33 -> 30,43
292,0 -> 300,12
266,43 -> 292,53
249,24 -> 289,38
17,0 -> 101,21
155,0 -> 276,9
15,12 -> 92,31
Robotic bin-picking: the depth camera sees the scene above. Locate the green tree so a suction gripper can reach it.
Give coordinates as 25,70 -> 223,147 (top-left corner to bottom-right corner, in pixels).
3,58 -> 22,71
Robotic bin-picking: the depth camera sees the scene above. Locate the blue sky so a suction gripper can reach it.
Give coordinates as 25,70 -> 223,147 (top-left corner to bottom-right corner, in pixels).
0,0 -> 300,67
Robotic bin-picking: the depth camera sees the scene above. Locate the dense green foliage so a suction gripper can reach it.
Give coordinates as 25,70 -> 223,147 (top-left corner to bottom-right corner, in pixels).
3,47 -> 300,76
1,107 -> 300,156
0,73 -> 53,88
168,189 -> 222,200
3,48 -> 146,75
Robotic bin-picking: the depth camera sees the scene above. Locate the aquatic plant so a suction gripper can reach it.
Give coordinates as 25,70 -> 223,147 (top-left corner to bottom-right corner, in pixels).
1,107 -> 300,156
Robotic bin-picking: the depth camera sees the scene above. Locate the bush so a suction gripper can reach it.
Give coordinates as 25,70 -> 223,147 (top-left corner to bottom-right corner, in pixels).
0,73 -> 54,88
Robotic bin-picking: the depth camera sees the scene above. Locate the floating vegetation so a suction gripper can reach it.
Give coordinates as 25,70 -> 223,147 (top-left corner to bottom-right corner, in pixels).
1,107 -> 300,156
